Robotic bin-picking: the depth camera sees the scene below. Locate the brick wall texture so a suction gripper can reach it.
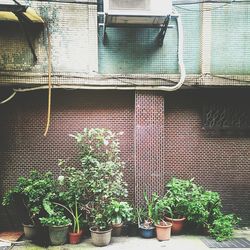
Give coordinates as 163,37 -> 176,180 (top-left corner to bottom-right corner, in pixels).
0,88 -> 250,229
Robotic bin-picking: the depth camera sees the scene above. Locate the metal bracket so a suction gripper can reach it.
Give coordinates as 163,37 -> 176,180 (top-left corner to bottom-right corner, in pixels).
157,15 -> 170,46
14,12 -> 38,63
102,13 -> 108,45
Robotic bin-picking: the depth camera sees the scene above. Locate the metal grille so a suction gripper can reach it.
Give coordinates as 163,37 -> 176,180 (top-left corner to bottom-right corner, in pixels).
203,104 -> 250,130
201,237 -> 250,248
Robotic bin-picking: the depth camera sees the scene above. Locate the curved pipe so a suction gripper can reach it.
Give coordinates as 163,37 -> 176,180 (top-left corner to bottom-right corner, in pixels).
156,9 -> 186,92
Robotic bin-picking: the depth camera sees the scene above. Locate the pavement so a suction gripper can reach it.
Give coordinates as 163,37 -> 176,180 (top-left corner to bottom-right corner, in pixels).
11,229 -> 250,250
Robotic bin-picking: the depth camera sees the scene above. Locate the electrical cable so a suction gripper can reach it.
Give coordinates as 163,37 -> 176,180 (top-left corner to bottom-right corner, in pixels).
175,3 -> 231,12
0,92 -> 16,104
174,0 -> 250,4
30,0 -> 98,5
27,0 -> 250,5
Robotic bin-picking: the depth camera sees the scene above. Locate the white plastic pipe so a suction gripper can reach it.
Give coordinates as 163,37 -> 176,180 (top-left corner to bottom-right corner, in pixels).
156,8 -> 186,91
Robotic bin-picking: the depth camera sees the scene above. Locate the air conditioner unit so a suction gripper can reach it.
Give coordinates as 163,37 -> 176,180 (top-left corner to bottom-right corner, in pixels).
103,0 -> 172,27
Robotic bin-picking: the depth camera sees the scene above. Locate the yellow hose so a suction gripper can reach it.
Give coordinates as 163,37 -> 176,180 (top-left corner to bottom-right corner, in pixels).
44,25 -> 52,137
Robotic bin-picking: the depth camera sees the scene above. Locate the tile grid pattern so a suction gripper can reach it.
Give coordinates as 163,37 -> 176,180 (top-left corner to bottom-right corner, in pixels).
134,91 -> 165,205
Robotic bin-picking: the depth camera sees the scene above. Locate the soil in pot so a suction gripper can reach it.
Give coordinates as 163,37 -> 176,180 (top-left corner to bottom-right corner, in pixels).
69,230 -> 83,244
112,223 -> 123,237
165,217 -> 186,234
155,221 -> 172,241
48,225 -> 69,246
23,224 -> 37,240
89,227 -> 112,247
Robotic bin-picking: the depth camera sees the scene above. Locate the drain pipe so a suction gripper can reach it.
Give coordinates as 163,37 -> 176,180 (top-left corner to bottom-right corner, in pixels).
156,8 -> 186,92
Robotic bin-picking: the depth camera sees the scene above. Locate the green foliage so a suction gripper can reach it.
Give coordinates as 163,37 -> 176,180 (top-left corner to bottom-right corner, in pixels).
56,163 -> 85,233
141,192 -> 159,228
106,200 -> 133,224
91,204 -> 111,231
2,170 -> 55,225
187,190 -> 222,226
40,214 -> 71,227
70,128 -> 128,231
165,177 -> 240,241
165,177 -> 197,218
128,207 -> 144,225
153,197 -> 173,225
208,214 -> 240,241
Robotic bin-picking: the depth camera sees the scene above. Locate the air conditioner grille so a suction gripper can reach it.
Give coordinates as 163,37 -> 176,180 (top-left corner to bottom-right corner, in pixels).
109,0 -> 150,10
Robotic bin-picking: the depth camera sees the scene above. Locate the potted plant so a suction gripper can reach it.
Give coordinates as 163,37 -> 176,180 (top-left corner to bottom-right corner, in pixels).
40,213 -> 71,246
165,178 -> 240,241
55,163 -> 86,244
88,204 -> 113,247
70,128 -> 128,246
107,200 -> 133,236
2,170 -> 55,240
186,189 -> 222,234
154,197 -> 172,241
186,185 -> 240,240
138,192 -> 158,238
164,178 -> 196,234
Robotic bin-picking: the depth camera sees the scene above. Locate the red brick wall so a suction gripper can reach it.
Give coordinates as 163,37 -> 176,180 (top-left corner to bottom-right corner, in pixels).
165,89 -> 250,225
0,88 -> 250,229
0,89 -> 135,230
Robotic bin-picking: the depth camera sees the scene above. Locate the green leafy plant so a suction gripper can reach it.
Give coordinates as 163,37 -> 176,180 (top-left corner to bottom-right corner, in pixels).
55,163 -> 86,233
127,206 -> 142,226
187,190 -> 222,227
40,214 -> 71,227
140,192 -> 159,228
153,197 -> 173,225
107,200 -> 133,224
40,193 -> 71,227
165,177 -> 240,241
70,128 -> 128,231
165,178 -> 198,219
208,214 -> 240,241
2,170 -> 55,225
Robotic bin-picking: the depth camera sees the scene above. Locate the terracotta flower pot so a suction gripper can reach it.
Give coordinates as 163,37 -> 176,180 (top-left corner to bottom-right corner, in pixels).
69,230 -> 83,244
112,222 -> 123,237
155,221 -> 172,241
165,217 -> 186,234
89,227 -> 112,247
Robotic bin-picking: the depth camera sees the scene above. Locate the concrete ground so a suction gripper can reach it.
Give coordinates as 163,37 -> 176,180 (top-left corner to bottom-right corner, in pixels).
11,229 -> 250,250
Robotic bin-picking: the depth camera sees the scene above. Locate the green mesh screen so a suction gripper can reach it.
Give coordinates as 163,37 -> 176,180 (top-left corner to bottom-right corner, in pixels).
98,4 -> 201,74
211,2 -> 250,75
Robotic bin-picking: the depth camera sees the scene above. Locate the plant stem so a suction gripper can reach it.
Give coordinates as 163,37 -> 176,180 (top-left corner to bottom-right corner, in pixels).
75,200 -> 80,233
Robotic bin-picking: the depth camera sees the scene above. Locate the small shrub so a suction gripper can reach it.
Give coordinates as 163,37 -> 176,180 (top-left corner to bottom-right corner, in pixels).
208,214 -> 240,241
